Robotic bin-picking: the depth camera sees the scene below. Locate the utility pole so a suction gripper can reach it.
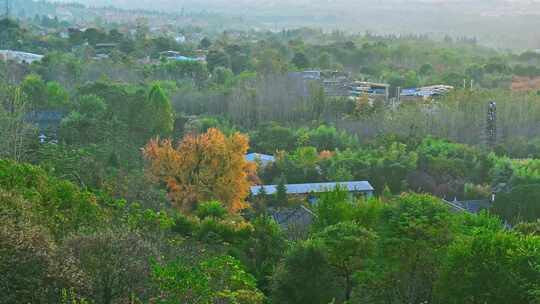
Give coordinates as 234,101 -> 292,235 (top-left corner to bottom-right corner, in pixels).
487,101 -> 497,148
4,0 -> 9,19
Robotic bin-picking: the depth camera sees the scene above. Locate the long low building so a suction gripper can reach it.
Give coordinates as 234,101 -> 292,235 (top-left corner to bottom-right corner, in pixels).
251,181 -> 374,197
0,50 -> 44,64
400,85 -> 454,98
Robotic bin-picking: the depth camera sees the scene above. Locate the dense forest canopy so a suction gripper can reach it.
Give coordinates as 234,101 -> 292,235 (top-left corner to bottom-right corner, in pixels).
1,1 -> 540,303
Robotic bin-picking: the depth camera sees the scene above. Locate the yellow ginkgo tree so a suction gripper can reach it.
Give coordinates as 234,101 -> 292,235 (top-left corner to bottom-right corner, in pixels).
143,128 -> 256,213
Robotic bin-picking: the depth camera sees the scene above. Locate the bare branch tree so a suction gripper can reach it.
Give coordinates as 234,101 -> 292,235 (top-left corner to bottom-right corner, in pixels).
0,86 -> 36,162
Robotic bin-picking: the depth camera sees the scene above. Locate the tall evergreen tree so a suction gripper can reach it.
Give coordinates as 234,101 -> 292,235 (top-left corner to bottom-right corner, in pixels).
274,175 -> 288,207
147,84 -> 174,136
292,52 -> 310,69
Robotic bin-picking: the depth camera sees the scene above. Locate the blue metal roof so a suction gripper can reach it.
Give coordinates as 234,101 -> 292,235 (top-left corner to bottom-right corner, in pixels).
401,88 -> 419,96
246,153 -> 276,167
251,181 -> 374,196
172,55 -> 207,62
400,85 -> 454,97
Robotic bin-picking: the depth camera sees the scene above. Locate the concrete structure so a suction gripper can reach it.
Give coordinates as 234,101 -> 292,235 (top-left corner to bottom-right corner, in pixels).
0,50 -> 44,64
349,81 -> 390,101
288,70 -> 390,102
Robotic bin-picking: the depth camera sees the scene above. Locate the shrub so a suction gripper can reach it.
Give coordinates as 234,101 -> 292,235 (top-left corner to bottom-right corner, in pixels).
196,200 -> 228,220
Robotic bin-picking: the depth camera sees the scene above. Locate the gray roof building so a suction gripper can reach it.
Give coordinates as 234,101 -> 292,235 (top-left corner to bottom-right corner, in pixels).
269,206 -> 315,229
269,206 -> 316,240
26,111 -> 65,131
251,181 -> 374,196
442,198 -> 492,214
0,50 -> 44,64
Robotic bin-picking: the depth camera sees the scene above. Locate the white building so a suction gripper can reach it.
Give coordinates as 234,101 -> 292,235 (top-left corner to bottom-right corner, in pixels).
0,50 -> 44,64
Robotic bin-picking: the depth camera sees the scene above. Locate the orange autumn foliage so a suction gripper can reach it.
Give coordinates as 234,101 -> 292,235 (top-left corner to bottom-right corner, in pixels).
319,150 -> 334,160
143,128 -> 256,213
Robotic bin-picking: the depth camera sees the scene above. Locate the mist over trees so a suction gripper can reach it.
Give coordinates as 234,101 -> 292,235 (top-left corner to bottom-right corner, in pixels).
47,0 -> 540,49
2,1 -> 540,303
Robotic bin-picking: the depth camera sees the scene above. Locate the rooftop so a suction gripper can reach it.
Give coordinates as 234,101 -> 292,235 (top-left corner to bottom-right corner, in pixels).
251,181 -> 374,196
269,206 -> 315,229
401,85 -> 454,97
442,199 -> 492,214
246,153 -> 275,163
0,50 -> 44,64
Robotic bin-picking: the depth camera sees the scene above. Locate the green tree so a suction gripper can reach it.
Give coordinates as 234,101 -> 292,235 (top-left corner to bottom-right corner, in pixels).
60,94 -> 108,145
207,49 -> 231,72
252,185 -> 268,213
436,229 -> 540,304
515,220 -> 540,236
419,63 -> 434,76
0,86 -> 35,162
152,255 -> 264,304
46,82 -> 69,109
274,175 -> 288,207
20,74 -> 47,109
240,215 -> 287,294
314,222 -> 377,301
370,142 -> 418,194
62,230 -> 157,304
270,241 -> 342,304
309,83 -> 326,121
302,125 -> 357,151
250,123 -> 297,153
0,18 -> 24,49
146,84 -> 174,136
361,194 -> 453,304
466,63 -> 485,83
212,66 -> 234,86
313,187 -> 355,230
255,49 -> 287,75
493,184 -> 540,224
403,70 -> 420,88
292,52 -> 310,69
0,159 -> 103,239
0,190 -> 85,304
318,52 -> 331,69
195,201 -> 228,220
199,37 -> 212,49
225,44 -> 251,74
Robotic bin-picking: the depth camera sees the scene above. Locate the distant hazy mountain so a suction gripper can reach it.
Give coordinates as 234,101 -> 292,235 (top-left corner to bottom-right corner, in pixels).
38,0 -> 540,49
51,0 -> 540,19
